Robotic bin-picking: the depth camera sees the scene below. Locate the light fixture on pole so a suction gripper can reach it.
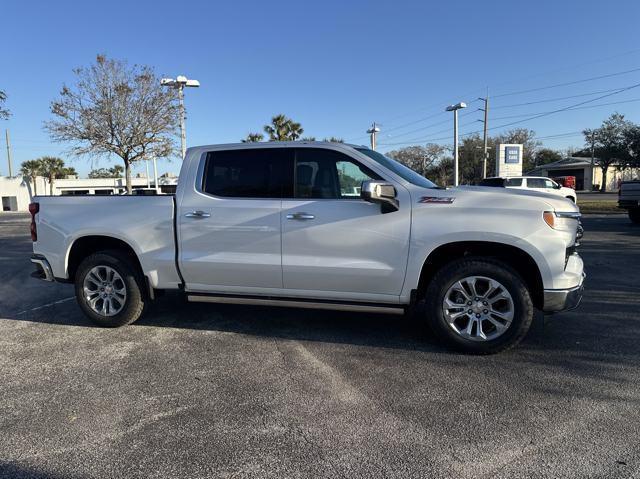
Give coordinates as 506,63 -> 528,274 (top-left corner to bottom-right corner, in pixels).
367,122 -> 381,150
445,102 -> 467,186
161,75 -> 200,160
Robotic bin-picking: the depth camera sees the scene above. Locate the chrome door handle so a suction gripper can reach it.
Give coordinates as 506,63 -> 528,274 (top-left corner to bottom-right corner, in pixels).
185,210 -> 211,218
286,212 -> 315,220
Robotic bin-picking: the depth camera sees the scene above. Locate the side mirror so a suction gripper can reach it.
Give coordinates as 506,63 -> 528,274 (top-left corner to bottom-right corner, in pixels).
361,180 -> 399,213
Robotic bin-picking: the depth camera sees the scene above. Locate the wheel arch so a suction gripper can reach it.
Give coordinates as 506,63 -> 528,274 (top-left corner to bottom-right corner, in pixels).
66,235 -> 145,284
417,241 -> 544,310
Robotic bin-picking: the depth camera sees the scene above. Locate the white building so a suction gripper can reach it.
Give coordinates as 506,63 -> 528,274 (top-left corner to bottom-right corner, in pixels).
0,174 -> 178,212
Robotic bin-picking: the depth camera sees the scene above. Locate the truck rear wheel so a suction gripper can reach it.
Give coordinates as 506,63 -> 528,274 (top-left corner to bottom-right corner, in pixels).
629,208 -> 640,224
74,250 -> 147,327
424,258 -> 534,354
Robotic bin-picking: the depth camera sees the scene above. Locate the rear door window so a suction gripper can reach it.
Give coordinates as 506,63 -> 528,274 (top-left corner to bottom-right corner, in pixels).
202,148 -> 293,198
504,178 -> 522,187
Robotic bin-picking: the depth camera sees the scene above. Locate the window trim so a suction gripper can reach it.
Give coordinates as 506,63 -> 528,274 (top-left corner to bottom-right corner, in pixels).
195,146 -> 389,201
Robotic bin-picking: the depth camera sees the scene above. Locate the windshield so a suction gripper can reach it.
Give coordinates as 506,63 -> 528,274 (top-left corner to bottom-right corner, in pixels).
355,148 -> 437,189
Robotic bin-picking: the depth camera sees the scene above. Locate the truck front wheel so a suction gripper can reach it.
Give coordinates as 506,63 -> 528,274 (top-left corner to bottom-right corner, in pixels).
74,250 -> 147,327
424,258 -> 534,354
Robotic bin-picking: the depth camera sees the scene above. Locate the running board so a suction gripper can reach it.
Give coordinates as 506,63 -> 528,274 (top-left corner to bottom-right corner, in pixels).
186,294 -> 405,315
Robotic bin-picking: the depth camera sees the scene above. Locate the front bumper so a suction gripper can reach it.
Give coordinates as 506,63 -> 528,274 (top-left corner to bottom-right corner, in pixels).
30,254 -> 54,282
543,272 -> 585,313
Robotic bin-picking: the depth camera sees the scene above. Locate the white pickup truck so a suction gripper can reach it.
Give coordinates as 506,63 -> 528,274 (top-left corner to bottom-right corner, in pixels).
29,142 -> 585,354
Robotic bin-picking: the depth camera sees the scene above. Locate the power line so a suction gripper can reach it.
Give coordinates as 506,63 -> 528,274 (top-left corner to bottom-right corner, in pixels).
490,87 -> 631,109
490,97 -> 640,121
379,83 -> 640,148
492,67 -> 640,98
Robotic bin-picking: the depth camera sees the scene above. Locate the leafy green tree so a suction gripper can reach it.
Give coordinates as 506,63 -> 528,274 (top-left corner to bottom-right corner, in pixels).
20,160 -> 42,195
623,123 -> 640,170
242,133 -> 264,143
323,137 -> 344,143
0,90 -> 9,119
425,157 -> 454,186
533,148 -> 562,167
582,113 -> 630,191
38,157 -> 66,195
88,165 -> 124,178
301,136 -> 316,141
45,55 -> 180,194
263,114 -> 304,141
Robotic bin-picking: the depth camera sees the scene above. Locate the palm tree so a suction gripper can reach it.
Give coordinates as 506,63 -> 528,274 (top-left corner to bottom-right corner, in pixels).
39,156 -> 66,195
242,132 -> 264,143
263,114 -> 304,141
20,159 -> 42,195
287,121 -> 303,141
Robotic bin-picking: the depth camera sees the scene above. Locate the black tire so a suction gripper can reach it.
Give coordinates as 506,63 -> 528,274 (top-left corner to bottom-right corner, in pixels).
629,208 -> 640,224
566,196 -> 575,203
74,250 -> 147,327
424,258 -> 534,354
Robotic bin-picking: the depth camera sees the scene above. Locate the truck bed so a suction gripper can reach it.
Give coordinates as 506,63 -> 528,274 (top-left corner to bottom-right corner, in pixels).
33,195 -> 181,289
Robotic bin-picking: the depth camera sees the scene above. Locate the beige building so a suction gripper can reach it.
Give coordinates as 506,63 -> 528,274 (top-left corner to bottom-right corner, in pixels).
528,157 -> 640,191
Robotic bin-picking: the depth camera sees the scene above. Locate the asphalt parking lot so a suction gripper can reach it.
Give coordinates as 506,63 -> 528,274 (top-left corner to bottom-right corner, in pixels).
1,212 -> 639,479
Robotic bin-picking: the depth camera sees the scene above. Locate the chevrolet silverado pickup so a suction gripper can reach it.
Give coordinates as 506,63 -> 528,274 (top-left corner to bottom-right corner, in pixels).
29,142 -> 585,354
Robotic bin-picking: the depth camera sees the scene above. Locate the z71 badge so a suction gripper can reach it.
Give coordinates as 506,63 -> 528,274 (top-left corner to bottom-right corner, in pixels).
419,196 -> 455,204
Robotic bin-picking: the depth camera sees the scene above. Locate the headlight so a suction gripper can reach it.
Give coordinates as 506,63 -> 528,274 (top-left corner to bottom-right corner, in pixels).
543,210 -> 581,231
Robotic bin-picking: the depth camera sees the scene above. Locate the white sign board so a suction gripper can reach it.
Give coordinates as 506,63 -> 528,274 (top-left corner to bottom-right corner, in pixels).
496,144 -> 523,177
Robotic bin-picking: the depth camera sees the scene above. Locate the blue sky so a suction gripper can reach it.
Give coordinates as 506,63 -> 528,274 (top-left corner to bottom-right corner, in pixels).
1,0 -> 640,177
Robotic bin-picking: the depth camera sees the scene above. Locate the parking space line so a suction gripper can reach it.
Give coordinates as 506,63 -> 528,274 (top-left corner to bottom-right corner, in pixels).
16,296 -> 75,315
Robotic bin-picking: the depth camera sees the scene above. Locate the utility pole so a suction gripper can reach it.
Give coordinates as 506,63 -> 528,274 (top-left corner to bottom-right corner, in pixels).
161,76 -> 200,160
5,129 -> 13,177
478,92 -> 489,179
446,102 -> 467,186
367,122 -> 380,150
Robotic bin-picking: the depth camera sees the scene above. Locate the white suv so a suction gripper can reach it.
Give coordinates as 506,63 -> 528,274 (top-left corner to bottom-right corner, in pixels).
500,176 -> 577,203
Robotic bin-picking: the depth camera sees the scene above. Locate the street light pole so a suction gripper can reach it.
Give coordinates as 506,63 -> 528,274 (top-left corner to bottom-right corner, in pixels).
446,102 -> 467,186
161,76 -> 200,160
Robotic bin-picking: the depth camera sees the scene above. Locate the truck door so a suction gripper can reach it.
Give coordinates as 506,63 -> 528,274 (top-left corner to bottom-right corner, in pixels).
281,147 -> 411,297
178,148 -> 291,292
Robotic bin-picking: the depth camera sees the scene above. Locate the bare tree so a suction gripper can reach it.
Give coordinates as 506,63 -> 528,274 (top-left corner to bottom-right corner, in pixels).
45,55 -> 180,194
386,144 -> 446,176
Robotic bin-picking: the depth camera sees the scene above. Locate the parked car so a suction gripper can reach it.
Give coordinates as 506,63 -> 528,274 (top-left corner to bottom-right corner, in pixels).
479,176 -> 577,203
28,142 -> 584,354
618,180 -> 640,224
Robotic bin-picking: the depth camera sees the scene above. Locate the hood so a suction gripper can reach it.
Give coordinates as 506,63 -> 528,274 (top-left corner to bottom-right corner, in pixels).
412,185 -> 579,214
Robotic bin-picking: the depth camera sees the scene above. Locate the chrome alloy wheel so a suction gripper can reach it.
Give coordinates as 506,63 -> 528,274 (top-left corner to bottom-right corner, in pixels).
442,276 -> 514,342
82,265 -> 127,317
